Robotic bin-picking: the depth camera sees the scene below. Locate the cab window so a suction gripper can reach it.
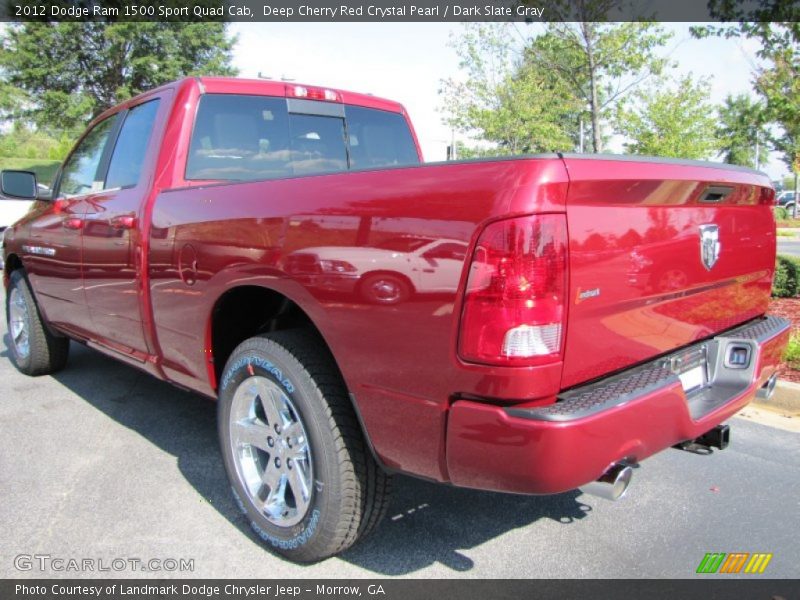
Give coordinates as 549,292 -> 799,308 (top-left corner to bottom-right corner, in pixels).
345,106 -> 419,168
186,95 -> 294,181
59,116 -> 117,197
186,94 -> 419,182
105,99 -> 160,189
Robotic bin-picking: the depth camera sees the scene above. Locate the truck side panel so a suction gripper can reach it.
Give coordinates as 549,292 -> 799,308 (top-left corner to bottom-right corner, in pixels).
148,158 -> 569,480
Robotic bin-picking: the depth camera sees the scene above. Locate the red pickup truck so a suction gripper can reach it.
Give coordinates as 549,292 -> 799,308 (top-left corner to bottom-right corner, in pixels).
2,77 -> 789,562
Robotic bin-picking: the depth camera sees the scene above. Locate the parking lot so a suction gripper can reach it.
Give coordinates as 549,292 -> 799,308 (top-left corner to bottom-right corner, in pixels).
1,288 -> 798,579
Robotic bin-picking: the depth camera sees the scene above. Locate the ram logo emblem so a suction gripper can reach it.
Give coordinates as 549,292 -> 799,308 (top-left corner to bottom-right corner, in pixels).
699,224 -> 720,270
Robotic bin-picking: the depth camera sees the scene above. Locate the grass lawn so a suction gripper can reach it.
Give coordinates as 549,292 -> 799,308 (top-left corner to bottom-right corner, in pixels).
0,157 -> 61,187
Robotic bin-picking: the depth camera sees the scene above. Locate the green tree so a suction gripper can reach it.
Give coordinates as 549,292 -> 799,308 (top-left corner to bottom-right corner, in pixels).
615,75 -> 719,159
522,3 -> 672,152
755,31 -> 800,183
692,6 -> 800,200
0,122 -> 73,161
716,94 -> 768,169
440,24 -> 580,156
0,23 -> 237,134
441,3 -> 671,156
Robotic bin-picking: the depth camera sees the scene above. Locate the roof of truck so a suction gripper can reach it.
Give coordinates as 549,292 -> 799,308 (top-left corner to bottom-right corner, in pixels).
195,77 -> 406,113
91,77 -> 408,129
99,76 -> 407,120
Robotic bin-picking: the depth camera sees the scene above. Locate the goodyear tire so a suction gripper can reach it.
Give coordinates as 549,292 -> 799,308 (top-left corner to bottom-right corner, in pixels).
218,330 -> 391,562
5,269 -> 69,376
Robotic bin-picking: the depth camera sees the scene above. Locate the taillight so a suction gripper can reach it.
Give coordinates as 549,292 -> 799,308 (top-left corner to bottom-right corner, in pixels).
285,84 -> 341,102
459,214 -> 567,366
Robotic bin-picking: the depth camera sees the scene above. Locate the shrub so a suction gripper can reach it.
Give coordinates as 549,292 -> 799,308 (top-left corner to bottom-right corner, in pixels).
773,254 -> 800,297
775,206 -> 789,221
784,332 -> 800,367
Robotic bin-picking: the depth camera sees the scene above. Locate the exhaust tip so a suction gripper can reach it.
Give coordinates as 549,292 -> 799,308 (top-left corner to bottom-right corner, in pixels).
756,373 -> 778,400
580,463 -> 633,501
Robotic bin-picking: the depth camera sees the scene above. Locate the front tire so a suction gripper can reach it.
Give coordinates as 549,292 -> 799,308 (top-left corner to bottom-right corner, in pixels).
5,270 -> 69,375
218,330 -> 391,562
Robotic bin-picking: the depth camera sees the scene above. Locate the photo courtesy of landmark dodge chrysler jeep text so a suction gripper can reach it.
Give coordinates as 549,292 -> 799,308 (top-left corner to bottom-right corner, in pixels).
2,77 -> 789,562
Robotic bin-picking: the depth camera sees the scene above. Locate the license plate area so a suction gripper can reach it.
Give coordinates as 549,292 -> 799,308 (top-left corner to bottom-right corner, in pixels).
661,345 -> 709,394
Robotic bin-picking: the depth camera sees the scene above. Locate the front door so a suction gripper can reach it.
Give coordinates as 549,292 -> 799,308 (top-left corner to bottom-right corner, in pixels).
26,115 -> 118,335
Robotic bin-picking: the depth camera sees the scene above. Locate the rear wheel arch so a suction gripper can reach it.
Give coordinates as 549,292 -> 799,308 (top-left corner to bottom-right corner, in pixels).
206,283 -> 389,462
208,284 -> 340,392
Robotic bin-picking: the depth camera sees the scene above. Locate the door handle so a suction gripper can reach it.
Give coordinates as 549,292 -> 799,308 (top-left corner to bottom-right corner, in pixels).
111,215 -> 136,229
62,217 -> 83,230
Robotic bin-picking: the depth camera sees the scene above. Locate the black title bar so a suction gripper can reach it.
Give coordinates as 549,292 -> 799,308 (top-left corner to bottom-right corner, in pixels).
2,0 -> 799,22
4,579 -> 800,600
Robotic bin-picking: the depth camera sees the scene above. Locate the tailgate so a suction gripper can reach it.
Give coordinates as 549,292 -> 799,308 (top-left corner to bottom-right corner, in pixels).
560,156 -> 776,389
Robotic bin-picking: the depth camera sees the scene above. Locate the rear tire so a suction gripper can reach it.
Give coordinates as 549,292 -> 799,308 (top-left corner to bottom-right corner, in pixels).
218,329 -> 391,562
5,269 -> 69,376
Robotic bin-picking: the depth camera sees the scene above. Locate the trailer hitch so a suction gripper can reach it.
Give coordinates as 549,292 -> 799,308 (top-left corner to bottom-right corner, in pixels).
674,424 -> 730,454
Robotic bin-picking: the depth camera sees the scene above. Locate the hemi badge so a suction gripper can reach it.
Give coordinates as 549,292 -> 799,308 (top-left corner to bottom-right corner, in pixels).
576,287 -> 600,304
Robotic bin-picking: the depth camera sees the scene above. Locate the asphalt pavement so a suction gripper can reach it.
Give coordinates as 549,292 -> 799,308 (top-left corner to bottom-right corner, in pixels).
1,289 -> 799,579
777,238 -> 800,258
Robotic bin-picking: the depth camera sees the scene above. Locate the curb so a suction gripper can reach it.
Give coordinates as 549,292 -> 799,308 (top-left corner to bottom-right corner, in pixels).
754,379 -> 800,413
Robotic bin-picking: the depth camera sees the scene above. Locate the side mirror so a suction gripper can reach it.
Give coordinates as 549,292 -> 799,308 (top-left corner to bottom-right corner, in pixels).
37,185 -> 52,201
1,170 -> 38,200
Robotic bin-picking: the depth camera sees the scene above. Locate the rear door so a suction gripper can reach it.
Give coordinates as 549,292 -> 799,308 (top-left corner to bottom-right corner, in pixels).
560,157 -> 775,389
82,95 -> 164,357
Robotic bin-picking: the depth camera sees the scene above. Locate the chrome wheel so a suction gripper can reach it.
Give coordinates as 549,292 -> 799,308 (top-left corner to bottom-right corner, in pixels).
371,279 -> 400,302
229,376 -> 313,527
8,287 -> 30,359
364,276 -> 407,304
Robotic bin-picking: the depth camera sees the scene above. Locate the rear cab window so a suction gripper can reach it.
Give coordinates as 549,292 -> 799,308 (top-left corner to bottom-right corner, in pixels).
185,94 -> 419,182
345,105 -> 419,169
105,99 -> 160,189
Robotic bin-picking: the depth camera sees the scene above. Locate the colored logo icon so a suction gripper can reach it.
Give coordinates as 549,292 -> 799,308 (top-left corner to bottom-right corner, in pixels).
696,552 -> 773,574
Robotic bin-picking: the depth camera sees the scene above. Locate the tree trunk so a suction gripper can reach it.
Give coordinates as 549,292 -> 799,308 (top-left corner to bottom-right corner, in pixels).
582,23 -> 602,153
589,71 -> 602,153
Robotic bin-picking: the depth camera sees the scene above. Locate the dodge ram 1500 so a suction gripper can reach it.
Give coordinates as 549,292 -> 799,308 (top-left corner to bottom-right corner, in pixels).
2,77 -> 789,562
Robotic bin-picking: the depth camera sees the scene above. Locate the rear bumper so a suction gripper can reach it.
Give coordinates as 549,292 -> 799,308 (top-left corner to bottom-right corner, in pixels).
445,315 -> 790,495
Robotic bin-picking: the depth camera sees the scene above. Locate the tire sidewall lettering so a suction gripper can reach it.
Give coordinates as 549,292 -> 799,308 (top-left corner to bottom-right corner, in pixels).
221,355 -> 294,394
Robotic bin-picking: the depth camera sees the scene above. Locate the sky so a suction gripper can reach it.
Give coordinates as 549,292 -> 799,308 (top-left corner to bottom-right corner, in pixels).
229,22 -> 787,180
